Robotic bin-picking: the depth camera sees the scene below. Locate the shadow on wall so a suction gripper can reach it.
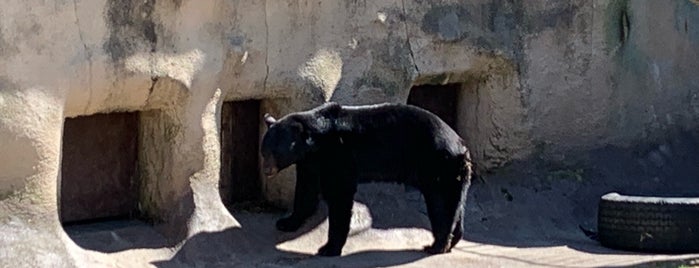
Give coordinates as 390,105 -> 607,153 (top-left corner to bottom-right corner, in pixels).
462,130 -> 699,253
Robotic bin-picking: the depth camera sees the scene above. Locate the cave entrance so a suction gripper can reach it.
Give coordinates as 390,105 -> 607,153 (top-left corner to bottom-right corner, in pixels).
220,100 -> 262,207
407,83 -> 461,129
60,112 -> 140,224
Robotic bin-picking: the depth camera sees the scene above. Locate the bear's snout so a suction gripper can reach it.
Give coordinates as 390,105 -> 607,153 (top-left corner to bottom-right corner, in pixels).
264,166 -> 279,178
262,157 -> 279,178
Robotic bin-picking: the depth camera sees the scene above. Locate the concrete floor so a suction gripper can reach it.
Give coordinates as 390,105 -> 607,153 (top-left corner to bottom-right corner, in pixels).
64,132 -> 699,267
64,210 -> 699,268
65,194 -> 699,268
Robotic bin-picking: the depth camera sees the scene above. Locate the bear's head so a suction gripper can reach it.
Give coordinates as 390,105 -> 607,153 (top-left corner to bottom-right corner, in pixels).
260,114 -> 317,178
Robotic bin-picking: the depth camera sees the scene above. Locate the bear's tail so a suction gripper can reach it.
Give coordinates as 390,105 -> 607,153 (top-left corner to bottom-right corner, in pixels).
457,147 -> 473,182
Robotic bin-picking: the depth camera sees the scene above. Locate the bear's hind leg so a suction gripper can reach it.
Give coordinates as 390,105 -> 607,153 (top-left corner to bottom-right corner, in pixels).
450,176 -> 470,250
449,177 -> 471,249
450,218 -> 463,250
422,180 -> 462,254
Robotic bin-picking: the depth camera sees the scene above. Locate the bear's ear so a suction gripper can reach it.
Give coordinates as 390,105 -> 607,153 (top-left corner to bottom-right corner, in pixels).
288,118 -> 306,132
264,113 -> 277,127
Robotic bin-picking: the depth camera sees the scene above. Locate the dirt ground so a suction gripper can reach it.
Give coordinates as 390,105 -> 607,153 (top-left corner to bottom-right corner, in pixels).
65,131 -> 699,267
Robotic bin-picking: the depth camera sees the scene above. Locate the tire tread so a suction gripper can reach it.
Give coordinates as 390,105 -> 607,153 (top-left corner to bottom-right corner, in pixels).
597,193 -> 699,253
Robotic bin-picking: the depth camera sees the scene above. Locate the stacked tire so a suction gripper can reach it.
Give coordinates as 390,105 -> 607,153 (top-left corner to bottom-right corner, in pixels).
597,192 -> 699,253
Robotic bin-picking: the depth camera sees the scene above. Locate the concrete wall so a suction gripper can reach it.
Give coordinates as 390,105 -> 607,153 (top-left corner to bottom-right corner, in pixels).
1,0 -> 697,266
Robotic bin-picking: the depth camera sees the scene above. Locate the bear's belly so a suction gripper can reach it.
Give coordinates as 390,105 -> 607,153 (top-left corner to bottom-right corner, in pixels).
355,170 -> 419,185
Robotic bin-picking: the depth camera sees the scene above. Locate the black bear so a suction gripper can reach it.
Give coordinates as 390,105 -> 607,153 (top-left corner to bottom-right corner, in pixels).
260,102 -> 472,256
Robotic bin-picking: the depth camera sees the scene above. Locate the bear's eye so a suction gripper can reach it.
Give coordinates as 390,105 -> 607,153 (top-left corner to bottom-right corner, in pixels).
289,141 -> 296,150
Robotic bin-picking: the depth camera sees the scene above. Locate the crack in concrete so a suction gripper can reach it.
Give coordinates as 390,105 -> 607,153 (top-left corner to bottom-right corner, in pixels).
145,77 -> 158,108
400,0 -> 420,77
72,0 -> 94,114
263,0 -> 270,93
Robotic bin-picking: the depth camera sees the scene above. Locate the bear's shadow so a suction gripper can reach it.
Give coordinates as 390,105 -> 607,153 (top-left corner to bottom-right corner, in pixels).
152,225 -> 427,268
152,189 -> 434,268
288,182 -> 431,235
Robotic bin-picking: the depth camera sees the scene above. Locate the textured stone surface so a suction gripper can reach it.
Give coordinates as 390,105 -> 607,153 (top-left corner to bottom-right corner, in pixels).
0,0 -> 698,266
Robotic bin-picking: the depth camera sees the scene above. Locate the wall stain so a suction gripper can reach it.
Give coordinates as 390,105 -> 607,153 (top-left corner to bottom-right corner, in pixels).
347,8 -> 415,100
523,3 -> 577,33
0,76 -> 18,91
420,1 -> 580,53
0,27 -> 19,58
419,0 -> 585,87
675,0 -> 699,43
352,38 -> 414,98
604,0 -> 631,52
607,1 -> 648,76
103,0 -> 159,62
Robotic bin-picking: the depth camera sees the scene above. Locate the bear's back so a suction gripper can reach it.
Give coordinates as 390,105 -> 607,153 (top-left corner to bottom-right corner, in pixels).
331,103 -> 467,182
337,103 -> 464,153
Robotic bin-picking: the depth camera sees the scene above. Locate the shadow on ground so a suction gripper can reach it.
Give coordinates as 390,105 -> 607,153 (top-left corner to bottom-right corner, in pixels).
151,212 -> 430,268
62,174 -> 435,267
64,219 -> 174,253
462,130 -> 699,253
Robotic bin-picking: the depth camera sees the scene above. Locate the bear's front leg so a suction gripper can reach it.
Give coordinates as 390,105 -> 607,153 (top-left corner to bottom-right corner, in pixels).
317,193 -> 354,256
277,164 -> 320,232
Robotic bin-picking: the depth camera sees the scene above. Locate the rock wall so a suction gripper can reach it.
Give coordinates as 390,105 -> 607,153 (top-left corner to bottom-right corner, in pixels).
0,0 -> 697,266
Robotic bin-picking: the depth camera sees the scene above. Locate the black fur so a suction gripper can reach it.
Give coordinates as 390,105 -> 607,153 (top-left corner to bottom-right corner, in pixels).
261,102 -> 472,256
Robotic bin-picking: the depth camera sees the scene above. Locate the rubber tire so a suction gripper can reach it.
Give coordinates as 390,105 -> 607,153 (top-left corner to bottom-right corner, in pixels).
597,192 -> 699,253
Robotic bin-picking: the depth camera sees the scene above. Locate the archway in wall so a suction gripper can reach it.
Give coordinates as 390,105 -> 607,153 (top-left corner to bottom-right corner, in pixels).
60,111 -> 171,253
220,100 -> 263,208
60,112 -> 139,224
407,83 -> 461,129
